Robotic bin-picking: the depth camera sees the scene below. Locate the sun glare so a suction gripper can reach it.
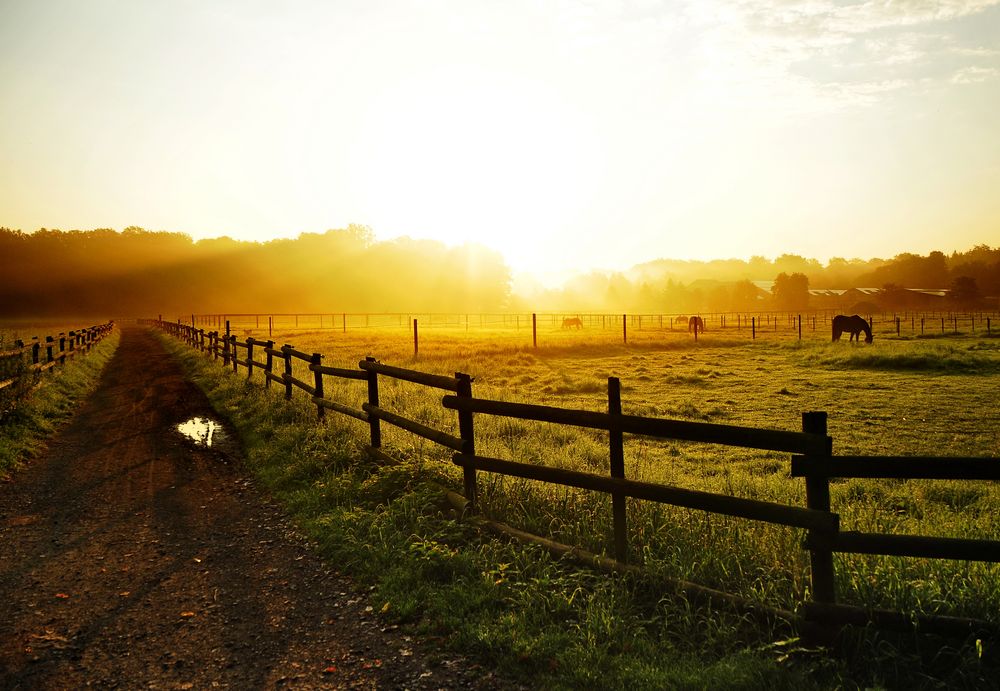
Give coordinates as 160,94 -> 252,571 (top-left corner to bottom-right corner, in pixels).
348,66 -> 600,273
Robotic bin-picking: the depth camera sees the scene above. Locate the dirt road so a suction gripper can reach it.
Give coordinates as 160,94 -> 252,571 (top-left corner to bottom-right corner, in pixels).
0,326 -> 505,689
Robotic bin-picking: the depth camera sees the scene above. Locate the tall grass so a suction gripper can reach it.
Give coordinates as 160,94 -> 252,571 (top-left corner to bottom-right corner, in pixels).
164,327 -> 1000,688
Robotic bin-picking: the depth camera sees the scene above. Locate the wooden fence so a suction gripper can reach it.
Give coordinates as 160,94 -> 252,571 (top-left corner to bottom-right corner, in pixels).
178,310 -> 999,345
0,322 -> 116,393
146,317 -> 1000,638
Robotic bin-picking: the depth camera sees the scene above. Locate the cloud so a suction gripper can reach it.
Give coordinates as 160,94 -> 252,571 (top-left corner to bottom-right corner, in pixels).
951,65 -> 1000,83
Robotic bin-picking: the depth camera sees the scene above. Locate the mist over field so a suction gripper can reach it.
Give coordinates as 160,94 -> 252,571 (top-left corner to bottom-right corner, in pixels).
1,226 -> 997,317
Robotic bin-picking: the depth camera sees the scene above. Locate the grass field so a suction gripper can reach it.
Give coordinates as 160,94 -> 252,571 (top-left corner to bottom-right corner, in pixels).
165,320 -> 1000,688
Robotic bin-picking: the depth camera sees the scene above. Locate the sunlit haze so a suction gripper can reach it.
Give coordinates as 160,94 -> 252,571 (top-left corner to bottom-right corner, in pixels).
2,1 -> 998,284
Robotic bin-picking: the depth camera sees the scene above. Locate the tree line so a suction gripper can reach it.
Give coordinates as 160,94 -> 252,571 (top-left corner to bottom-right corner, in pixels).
0,226 -> 510,317
0,226 -> 996,317
516,247 -> 999,313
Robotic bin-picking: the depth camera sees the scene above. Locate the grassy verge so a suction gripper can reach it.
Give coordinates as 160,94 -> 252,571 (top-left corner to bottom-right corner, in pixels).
0,331 -> 120,478
160,332 -> 998,689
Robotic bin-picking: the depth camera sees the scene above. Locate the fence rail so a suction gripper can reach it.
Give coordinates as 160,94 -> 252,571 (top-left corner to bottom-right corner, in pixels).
0,322 -> 116,394
175,309 -> 1000,348
145,316 -> 999,638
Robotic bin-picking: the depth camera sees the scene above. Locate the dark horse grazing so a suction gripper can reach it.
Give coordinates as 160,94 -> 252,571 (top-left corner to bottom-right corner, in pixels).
832,314 -> 873,343
562,317 -> 583,330
688,316 -> 705,334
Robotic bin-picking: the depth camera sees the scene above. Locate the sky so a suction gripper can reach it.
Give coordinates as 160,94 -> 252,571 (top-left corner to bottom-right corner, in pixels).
1,0 -> 998,284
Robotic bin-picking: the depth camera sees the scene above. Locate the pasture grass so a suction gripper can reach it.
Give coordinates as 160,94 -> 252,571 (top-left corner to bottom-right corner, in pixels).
0,330 -> 119,478
164,324 -> 1000,688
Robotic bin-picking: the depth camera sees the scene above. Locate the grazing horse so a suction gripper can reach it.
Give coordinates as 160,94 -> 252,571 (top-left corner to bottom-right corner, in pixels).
562,317 -> 583,330
832,314 -> 873,343
688,316 -> 705,334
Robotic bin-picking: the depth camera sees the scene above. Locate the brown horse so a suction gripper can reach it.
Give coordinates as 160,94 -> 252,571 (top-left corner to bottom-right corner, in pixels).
562,317 -> 583,330
688,316 -> 705,334
832,314 -> 873,343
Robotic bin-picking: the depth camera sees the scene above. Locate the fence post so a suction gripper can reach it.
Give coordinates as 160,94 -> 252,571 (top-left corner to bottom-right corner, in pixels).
413,318 -> 419,358
312,352 -> 324,420
532,313 -> 537,348
264,340 -> 274,389
608,377 -> 627,563
798,315 -> 802,341
752,317 -> 756,340
282,345 -> 293,400
803,411 -> 836,605
45,336 -> 54,365
223,321 -> 231,367
365,356 -> 381,449
623,314 -> 627,344
32,337 -> 40,366
456,372 -> 476,510
247,339 -> 254,379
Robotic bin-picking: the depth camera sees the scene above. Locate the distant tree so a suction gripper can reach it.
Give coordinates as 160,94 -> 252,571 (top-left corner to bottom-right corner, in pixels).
949,276 -> 981,308
730,279 -> 762,311
771,272 -> 810,311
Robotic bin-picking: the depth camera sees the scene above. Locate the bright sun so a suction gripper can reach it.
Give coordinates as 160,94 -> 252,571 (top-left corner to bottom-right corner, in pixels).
346,66 -> 600,273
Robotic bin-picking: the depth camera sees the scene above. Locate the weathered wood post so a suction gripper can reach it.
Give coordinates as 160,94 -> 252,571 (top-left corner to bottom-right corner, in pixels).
803,411 -> 835,605
223,321 -> 231,367
269,316 -> 273,338
532,313 -> 537,348
623,314 -> 627,344
413,319 -> 419,358
45,336 -> 54,365
31,337 -> 40,367
752,317 -> 756,340
608,377 -> 627,562
456,372 -> 476,510
365,356 -> 381,449
312,352 -> 324,420
282,345 -> 293,400
798,315 -> 802,340
264,340 -> 274,389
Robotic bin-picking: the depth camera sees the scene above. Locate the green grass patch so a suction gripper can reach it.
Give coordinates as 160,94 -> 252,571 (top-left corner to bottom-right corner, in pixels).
161,329 -> 1000,689
0,331 -> 120,478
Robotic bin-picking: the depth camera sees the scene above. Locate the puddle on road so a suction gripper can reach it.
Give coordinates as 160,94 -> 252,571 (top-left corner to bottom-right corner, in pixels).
176,417 -> 224,448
